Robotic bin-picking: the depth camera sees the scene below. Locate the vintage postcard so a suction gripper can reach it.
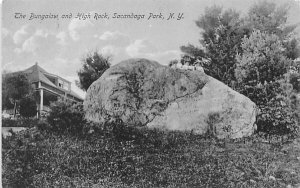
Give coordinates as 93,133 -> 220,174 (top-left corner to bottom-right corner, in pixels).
2,0 -> 300,187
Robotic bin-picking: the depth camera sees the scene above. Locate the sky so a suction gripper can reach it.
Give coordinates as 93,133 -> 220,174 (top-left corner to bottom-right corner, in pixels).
1,0 -> 300,98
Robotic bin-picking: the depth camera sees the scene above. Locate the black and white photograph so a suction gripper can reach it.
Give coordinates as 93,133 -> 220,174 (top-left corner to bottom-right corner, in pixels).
1,0 -> 300,187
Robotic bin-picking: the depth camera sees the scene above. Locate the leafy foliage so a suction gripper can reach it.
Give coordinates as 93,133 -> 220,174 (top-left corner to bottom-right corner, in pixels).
289,72 -> 300,92
76,51 -> 111,91
284,38 -> 300,60
246,1 -> 289,34
2,74 -> 32,102
177,1 -> 300,135
179,6 -> 249,86
46,98 -> 86,135
2,73 -> 34,112
235,30 -> 299,134
249,79 -> 300,134
2,118 -> 39,128
19,96 -> 37,118
235,30 -> 290,85
246,1 -> 299,60
178,1 -> 298,87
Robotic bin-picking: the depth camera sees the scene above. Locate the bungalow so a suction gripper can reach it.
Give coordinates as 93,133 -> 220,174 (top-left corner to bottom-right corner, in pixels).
3,62 -> 84,118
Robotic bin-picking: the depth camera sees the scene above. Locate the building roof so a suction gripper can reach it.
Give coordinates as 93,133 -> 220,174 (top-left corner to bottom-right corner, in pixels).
69,90 -> 83,100
23,63 -> 58,88
8,63 -> 83,101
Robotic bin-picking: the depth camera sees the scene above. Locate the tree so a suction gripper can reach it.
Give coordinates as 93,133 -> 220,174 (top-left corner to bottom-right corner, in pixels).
178,1 -> 300,134
179,1 -> 299,88
19,96 -> 37,118
76,51 -> 111,91
289,72 -> 300,92
2,73 -> 34,117
235,30 -> 299,134
180,6 -> 249,86
247,1 -> 288,34
246,1 -> 299,60
235,30 -> 290,86
235,29 -> 291,108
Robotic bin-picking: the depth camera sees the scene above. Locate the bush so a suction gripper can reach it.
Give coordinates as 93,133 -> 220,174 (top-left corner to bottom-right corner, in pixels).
289,72 -> 300,92
234,29 -> 300,135
238,78 -> 300,135
2,127 -> 44,187
47,98 -> 86,135
19,96 -> 37,118
35,120 -> 52,133
2,118 -> 39,128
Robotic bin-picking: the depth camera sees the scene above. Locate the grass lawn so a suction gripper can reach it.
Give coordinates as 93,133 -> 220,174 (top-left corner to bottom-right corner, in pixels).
2,126 -> 300,188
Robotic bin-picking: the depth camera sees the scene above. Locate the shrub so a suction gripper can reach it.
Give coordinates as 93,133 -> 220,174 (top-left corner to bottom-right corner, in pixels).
234,29 -> 300,135
238,78 -> 300,135
35,119 -> 52,133
19,96 -> 37,118
2,118 -> 39,128
2,128 -> 46,187
289,72 -> 300,92
205,112 -> 220,138
47,98 -> 86,135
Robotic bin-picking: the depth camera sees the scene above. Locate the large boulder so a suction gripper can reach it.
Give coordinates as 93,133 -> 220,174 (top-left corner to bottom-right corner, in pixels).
84,58 -> 257,139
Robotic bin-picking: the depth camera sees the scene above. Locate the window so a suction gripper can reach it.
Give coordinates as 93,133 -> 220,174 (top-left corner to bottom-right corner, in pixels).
57,79 -> 70,91
63,83 -> 69,90
58,79 -> 64,88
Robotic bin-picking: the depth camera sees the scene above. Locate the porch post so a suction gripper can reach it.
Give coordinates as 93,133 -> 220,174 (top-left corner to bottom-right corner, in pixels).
40,88 -> 44,118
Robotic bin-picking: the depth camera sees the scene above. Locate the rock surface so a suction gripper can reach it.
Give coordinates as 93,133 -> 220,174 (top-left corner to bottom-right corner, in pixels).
84,58 -> 257,139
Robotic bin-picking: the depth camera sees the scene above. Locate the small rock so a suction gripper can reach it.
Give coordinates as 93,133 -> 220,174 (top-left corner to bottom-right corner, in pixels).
88,129 -> 94,134
286,185 -> 292,188
269,176 -> 276,181
291,171 -> 297,175
294,184 -> 300,188
30,143 -> 36,147
249,179 -> 256,184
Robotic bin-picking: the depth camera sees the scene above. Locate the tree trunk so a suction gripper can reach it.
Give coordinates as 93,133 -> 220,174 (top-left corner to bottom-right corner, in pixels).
13,101 -> 17,118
